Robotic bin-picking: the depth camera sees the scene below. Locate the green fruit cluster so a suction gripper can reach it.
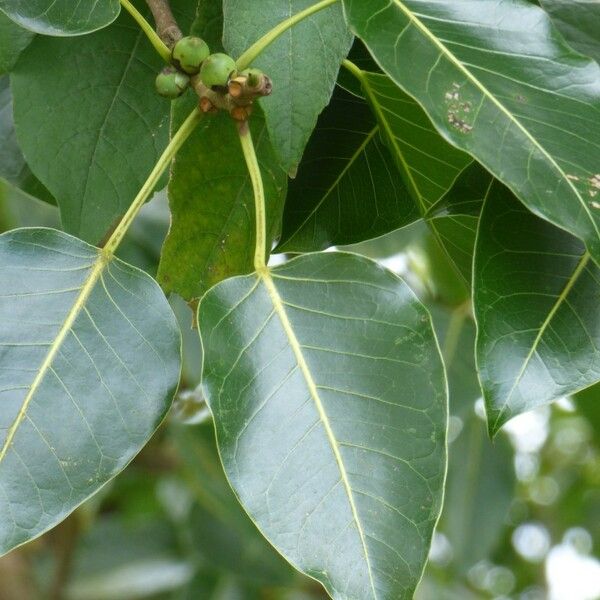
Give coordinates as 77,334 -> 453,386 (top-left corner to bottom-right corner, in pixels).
154,35 -> 241,100
154,35 -> 268,111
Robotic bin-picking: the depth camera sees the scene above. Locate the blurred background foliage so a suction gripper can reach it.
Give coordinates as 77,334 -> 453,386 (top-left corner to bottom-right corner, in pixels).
0,177 -> 598,600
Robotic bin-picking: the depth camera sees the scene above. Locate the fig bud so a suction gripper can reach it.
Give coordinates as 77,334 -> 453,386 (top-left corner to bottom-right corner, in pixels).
172,36 -> 210,74
155,67 -> 190,99
240,68 -> 263,89
200,53 -> 237,89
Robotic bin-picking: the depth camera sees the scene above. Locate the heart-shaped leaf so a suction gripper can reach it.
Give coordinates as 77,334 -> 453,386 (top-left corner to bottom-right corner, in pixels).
474,183 -> 600,434
0,228 -> 180,555
0,0 -> 120,36
344,0 -> 600,265
223,0 -> 353,173
199,252 -> 447,600
10,8 -> 169,243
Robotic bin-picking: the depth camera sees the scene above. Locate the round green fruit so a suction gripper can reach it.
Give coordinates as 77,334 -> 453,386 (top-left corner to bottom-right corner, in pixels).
172,36 -> 210,74
155,67 -> 190,99
200,53 -> 237,88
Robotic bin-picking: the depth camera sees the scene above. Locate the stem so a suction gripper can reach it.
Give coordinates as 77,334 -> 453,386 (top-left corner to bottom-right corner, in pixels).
237,122 -> 267,271
145,0 -> 183,48
236,0 -> 340,70
104,108 -> 202,255
342,58 -> 363,80
119,0 -> 171,62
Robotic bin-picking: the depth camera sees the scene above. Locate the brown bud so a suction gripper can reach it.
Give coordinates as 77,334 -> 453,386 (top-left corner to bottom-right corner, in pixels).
228,76 -> 247,99
230,104 -> 253,121
199,96 -> 218,113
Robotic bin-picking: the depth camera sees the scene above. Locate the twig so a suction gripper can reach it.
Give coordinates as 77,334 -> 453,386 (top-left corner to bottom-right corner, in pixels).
146,0 -> 182,48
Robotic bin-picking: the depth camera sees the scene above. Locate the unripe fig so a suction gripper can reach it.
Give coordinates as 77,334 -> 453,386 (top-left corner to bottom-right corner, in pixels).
200,53 -> 237,89
155,67 -> 190,98
172,36 -> 210,74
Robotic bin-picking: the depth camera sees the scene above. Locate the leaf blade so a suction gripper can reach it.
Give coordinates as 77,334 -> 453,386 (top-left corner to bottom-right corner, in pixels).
223,0 -> 353,173
277,84 -> 420,252
199,252 -> 447,599
473,184 -> 600,434
343,0 -> 600,264
0,0 -> 120,36
0,228 -> 180,555
10,9 -> 169,243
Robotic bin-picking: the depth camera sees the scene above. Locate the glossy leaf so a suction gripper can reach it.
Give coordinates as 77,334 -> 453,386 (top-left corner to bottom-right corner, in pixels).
277,85 -> 419,252
540,0 -> 600,63
0,0 -> 120,36
10,8 -> 169,243
474,183 -> 600,434
157,104 -> 286,302
0,11 -> 33,74
223,0 -> 353,173
173,424 -> 296,586
0,228 -> 180,556
0,76 -> 54,205
344,0 -> 600,265
356,70 -> 471,215
427,163 -> 493,284
199,252 -> 447,599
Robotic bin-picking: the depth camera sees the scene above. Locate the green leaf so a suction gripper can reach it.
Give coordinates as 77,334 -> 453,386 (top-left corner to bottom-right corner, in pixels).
343,0 -> 600,265
223,0 -> 353,173
276,85 -> 419,252
474,182 -> 600,434
0,228 -> 180,556
0,0 -> 120,36
351,69 -> 472,216
427,163 -> 493,284
540,0 -> 600,63
157,104 -> 286,302
0,11 -> 33,74
0,76 -> 54,205
10,8 -> 169,243
199,252 -> 447,600
173,424 -> 296,586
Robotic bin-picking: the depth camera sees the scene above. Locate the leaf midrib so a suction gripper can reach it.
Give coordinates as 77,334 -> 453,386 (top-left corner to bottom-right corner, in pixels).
282,125 -> 379,248
491,251 -> 591,432
259,266 -> 378,599
389,0 -> 599,239
0,249 -> 109,464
